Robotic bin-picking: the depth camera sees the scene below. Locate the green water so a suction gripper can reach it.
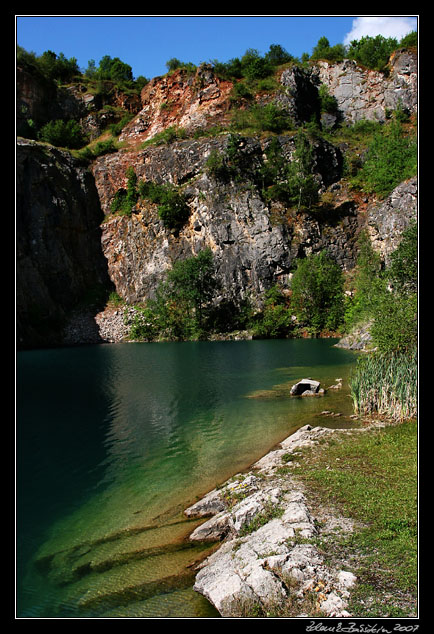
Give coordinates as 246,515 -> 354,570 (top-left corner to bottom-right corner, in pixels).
17,339 -> 357,618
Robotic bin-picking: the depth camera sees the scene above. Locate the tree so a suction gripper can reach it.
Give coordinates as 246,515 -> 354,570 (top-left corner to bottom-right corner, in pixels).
346,35 -> 398,71
264,44 -> 293,66
290,251 -> 345,334
138,181 -> 190,232
370,222 -> 417,352
286,129 -> 319,210
310,37 -> 345,62
252,285 -> 293,338
96,55 -> 133,84
138,249 -> 219,340
240,48 -> 273,80
344,230 -> 384,330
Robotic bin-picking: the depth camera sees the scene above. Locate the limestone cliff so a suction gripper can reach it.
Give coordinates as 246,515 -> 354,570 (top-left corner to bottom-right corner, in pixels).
16,49 -> 418,348
93,133 -> 359,307
16,139 -> 112,348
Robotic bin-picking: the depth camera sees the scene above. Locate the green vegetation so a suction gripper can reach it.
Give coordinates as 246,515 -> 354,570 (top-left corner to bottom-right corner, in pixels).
310,31 -> 417,70
347,34 -> 405,72
141,126 -> 187,147
350,120 -> 417,198
165,58 -> 197,74
343,230 -> 383,331
128,248 -> 218,341
310,36 -> 346,63
109,169 -> 191,231
17,45 -> 80,84
211,44 -> 293,82
84,54 -> 148,92
347,222 -> 417,421
37,118 -> 88,149
290,251 -> 345,335
74,138 -> 119,161
292,420 -> 417,615
350,350 -> 417,421
138,180 -> 190,232
238,500 -> 285,536
110,166 -> 139,216
205,133 -> 263,183
251,285 -> 292,339
346,221 -> 417,352
230,102 -> 294,134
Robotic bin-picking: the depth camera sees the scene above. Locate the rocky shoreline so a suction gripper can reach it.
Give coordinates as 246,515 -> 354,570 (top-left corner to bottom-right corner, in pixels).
184,423 -> 365,618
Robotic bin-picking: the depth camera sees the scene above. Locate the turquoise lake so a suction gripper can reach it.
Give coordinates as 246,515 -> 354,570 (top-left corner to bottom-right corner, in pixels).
17,339 -> 358,618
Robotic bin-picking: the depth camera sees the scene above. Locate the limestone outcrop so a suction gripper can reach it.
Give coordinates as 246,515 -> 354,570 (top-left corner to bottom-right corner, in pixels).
316,48 -> 417,124
94,134 -> 359,306
185,425 -> 358,618
367,176 -> 417,265
119,65 -> 233,145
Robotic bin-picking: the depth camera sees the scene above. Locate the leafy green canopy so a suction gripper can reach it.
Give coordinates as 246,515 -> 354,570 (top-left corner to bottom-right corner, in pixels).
129,249 -> 219,340
17,45 -> 79,83
345,221 -> 417,354
290,251 -> 345,335
38,119 -> 87,149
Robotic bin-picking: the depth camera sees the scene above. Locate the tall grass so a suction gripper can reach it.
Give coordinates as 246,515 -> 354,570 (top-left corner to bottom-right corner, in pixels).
349,349 -> 417,421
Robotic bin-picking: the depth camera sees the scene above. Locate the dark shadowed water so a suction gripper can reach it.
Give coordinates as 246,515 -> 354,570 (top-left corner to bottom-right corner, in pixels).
17,339 -> 357,618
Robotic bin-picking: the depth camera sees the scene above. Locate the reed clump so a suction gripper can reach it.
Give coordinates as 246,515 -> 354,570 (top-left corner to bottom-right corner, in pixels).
349,349 -> 417,421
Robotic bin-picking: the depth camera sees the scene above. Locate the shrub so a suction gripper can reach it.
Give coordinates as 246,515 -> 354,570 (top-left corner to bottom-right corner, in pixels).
139,181 -> 190,231
371,292 -> 417,353
343,230 -> 384,331
165,58 -> 197,73
76,138 -> 118,161
351,120 -> 417,198
129,249 -> 218,341
38,119 -> 87,149
142,126 -> 187,147
231,103 -> 293,134
318,84 -> 339,114
110,166 -> 139,216
108,113 -> 135,136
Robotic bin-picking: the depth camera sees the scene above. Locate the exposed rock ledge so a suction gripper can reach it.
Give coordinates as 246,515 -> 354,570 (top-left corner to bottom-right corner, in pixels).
185,424 -> 358,618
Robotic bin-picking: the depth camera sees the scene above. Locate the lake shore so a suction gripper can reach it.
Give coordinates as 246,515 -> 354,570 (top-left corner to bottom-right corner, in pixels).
185,417 -> 417,618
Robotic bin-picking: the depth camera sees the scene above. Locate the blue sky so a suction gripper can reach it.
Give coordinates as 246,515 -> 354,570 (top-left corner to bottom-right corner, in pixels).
16,15 -> 418,81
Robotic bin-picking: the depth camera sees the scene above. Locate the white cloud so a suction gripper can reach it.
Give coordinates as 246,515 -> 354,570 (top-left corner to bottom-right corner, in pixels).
343,16 -> 417,45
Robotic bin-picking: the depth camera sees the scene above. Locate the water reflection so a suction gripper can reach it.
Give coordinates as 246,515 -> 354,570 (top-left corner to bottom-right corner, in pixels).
17,339 -> 357,617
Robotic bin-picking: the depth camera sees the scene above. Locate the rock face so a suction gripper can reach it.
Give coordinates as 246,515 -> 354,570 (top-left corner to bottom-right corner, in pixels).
185,425 -> 358,618
119,65 -> 233,145
316,48 -> 417,123
17,65 -> 141,141
16,139 -> 112,348
367,176 -> 417,265
16,50 -> 417,348
94,134 -> 360,306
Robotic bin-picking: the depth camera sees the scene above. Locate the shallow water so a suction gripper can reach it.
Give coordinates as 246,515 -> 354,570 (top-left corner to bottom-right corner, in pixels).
17,339 -> 357,618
